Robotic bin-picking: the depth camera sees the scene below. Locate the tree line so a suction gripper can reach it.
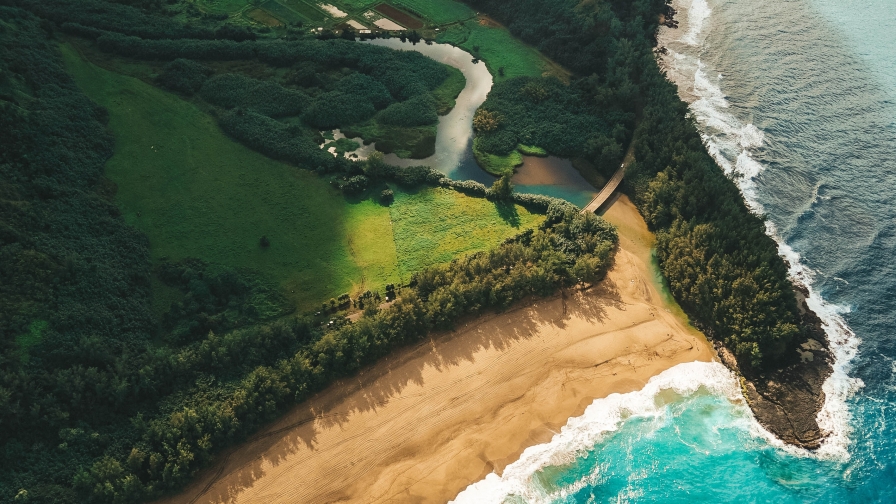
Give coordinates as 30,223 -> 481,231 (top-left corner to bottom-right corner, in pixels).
73,201 -> 617,502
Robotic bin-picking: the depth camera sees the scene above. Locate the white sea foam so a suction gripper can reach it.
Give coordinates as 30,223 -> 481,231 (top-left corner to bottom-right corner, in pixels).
449,362 -> 744,504
683,0 -> 711,46
772,229 -> 863,460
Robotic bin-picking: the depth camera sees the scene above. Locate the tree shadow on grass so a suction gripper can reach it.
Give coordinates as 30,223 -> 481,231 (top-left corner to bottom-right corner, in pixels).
494,200 -> 521,227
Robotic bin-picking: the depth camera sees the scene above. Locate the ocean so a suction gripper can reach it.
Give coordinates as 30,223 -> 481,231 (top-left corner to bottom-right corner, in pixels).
453,0 -> 896,501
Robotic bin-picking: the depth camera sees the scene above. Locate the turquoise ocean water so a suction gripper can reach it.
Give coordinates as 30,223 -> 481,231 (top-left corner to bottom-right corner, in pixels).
452,0 -> 896,501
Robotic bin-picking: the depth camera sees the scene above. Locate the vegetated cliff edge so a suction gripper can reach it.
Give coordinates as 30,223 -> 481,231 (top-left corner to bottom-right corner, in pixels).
715,287 -> 833,450
655,5 -> 833,451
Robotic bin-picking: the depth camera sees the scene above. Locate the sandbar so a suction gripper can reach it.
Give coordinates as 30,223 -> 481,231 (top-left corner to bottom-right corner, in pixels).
157,196 -> 714,504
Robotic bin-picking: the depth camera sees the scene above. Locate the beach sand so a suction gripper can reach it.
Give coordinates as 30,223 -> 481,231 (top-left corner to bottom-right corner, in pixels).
157,195 -> 714,504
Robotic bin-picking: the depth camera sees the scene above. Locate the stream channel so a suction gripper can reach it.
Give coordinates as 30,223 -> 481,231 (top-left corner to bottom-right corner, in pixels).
333,38 -> 597,207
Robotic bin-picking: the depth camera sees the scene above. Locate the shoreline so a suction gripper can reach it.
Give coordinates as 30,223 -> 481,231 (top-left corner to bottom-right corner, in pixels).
155,196 -> 715,504
657,0 -> 848,454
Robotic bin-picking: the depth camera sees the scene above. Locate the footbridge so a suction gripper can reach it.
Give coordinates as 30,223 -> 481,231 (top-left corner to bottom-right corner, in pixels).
581,162 -> 626,214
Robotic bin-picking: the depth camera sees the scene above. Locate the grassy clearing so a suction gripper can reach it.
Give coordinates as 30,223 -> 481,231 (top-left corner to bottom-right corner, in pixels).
390,186 -> 544,277
473,138 -> 523,176
437,21 -> 547,80
518,144 -> 548,156
393,0 -> 474,25
61,44 -> 388,311
15,320 -> 47,364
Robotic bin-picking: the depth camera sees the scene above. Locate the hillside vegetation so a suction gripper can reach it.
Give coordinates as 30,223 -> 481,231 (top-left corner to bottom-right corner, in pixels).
0,3 -> 589,502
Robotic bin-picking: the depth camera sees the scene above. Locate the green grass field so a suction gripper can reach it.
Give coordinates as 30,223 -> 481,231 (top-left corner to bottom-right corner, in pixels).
393,0 -> 474,25
390,186 -> 543,276
272,0 -> 326,22
472,138 -> 523,176
61,44 -> 542,311
437,21 -> 547,80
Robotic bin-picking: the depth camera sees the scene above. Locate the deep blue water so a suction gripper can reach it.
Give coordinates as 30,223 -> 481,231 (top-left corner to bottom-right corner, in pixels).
453,0 -> 896,501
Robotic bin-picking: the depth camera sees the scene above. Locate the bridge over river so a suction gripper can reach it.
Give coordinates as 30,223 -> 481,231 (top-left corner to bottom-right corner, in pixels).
581,142 -> 633,214
581,163 -> 625,214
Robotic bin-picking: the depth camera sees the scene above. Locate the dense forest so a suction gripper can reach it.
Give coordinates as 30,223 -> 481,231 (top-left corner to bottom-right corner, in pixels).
473,75 -> 632,178
0,0 -> 807,501
466,0 -> 804,369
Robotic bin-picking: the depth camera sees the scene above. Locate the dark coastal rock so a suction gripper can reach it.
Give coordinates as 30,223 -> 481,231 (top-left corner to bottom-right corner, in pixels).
716,287 -> 833,450
660,5 -> 680,29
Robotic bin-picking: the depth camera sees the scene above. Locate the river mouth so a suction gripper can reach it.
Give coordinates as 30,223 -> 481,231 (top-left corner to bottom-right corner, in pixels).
358,38 -> 598,206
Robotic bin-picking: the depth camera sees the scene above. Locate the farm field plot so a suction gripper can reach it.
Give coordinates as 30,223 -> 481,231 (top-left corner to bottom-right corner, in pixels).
247,7 -> 285,26
374,3 -> 424,29
373,17 -> 404,30
332,0 -> 378,9
195,0 -> 247,14
389,187 -> 544,277
277,0 -> 328,21
393,0 -> 474,25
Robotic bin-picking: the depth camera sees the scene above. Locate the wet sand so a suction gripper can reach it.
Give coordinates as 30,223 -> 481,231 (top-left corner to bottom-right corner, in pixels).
157,196 -> 714,504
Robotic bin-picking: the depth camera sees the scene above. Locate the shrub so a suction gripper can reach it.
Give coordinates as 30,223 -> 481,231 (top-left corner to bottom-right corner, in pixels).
473,108 -> 501,132
303,91 -> 376,129
378,94 -> 439,127
200,74 -> 310,118
157,58 -> 209,94
341,175 -> 369,195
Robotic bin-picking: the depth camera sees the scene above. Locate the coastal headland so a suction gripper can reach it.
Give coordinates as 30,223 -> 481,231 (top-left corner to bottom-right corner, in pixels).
156,196 -> 714,504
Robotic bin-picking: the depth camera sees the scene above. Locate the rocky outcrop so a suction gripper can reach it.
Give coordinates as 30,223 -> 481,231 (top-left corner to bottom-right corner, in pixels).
660,5 -> 680,29
716,287 -> 833,450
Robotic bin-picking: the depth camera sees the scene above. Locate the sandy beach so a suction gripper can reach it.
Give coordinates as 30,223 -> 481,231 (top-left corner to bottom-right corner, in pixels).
157,196 -> 715,504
